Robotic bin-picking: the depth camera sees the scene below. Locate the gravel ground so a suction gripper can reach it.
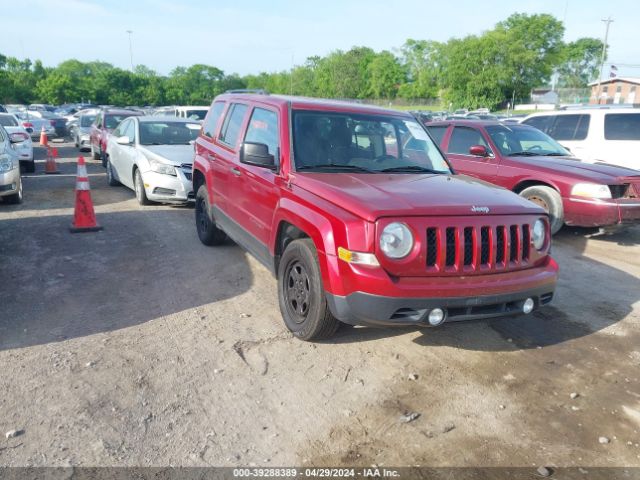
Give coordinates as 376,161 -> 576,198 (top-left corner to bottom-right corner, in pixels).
1,143 -> 639,470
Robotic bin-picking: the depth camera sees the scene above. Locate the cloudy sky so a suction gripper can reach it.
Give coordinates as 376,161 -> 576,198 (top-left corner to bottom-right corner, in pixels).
1,0 -> 638,79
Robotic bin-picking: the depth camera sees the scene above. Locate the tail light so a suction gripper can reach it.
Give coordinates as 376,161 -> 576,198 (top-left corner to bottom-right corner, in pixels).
50,120 -> 55,126
22,122 -> 34,128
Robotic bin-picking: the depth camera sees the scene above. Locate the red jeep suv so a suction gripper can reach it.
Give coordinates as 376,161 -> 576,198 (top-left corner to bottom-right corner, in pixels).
192,93 -> 558,340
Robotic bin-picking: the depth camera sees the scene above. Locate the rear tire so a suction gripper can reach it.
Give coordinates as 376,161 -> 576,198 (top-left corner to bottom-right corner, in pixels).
134,168 -> 151,205
277,239 -> 339,341
106,158 -> 120,186
519,185 -> 564,234
195,185 -> 227,246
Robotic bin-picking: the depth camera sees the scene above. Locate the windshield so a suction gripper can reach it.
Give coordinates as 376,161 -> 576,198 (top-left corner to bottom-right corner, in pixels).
485,124 -> 570,156
185,110 -> 207,121
139,121 -> 200,145
0,115 -> 18,127
80,115 -> 96,127
292,110 -> 451,174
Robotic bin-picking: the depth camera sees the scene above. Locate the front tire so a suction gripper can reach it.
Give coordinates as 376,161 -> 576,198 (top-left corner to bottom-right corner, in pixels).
278,239 -> 339,341
134,168 -> 151,205
194,185 -> 227,246
4,181 -> 23,204
519,185 -> 564,235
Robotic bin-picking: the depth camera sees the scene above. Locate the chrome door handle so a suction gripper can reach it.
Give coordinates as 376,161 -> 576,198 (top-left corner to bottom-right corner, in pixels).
231,167 -> 241,176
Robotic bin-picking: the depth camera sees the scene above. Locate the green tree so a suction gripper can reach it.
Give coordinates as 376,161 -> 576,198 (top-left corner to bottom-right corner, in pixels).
557,38 -> 605,87
397,39 -> 444,99
367,51 -> 405,98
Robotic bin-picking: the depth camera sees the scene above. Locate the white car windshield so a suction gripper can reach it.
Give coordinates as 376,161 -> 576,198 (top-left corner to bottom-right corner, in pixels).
292,110 -> 451,174
139,121 -> 200,145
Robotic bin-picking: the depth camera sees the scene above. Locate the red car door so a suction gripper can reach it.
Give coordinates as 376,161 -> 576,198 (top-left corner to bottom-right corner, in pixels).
443,125 -> 499,181
235,105 -> 282,252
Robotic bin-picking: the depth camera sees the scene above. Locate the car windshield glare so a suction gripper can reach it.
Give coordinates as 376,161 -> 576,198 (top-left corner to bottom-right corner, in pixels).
80,115 -> 96,127
292,110 -> 451,174
486,125 -> 570,156
139,122 -> 200,145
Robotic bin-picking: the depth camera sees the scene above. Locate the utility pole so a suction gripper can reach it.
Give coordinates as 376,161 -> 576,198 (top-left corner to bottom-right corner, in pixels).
126,30 -> 134,72
596,17 -> 613,104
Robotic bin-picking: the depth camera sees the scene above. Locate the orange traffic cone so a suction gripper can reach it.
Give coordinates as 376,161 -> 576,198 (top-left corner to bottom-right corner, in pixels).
39,127 -> 48,147
44,146 -> 60,174
70,156 -> 102,233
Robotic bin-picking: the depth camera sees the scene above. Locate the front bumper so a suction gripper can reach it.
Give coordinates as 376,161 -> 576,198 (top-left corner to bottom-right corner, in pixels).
324,257 -> 558,327
0,167 -> 21,197
564,196 -> 640,227
141,167 -> 193,204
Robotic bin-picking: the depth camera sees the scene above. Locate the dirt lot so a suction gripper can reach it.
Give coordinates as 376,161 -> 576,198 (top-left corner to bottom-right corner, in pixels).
1,143 -> 639,470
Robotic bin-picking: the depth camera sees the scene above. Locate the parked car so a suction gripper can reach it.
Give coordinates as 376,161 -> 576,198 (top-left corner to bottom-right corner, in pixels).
192,92 -> 558,340
425,120 -> 640,234
0,113 -> 34,172
105,117 -> 200,205
0,105 -> 6,113
521,108 -> 640,170
89,108 -> 143,166
68,113 -> 97,151
155,106 -> 209,122
27,104 -> 56,113
14,112 -> 55,140
38,111 -> 68,138
0,126 -> 25,204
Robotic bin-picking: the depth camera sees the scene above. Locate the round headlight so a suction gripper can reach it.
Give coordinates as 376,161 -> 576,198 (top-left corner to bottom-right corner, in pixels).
380,222 -> 414,259
532,219 -> 546,250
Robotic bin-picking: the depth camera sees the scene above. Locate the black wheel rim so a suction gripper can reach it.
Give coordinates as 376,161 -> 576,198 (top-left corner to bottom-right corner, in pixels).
284,260 -> 311,323
196,198 -> 208,235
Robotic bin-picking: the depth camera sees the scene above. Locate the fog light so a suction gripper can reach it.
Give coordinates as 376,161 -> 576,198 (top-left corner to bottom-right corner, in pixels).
428,308 -> 445,326
522,298 -> 535,314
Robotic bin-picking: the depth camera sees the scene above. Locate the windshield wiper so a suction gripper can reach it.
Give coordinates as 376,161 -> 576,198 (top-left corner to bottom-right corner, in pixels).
508,151 -> 542,156
296,164 -> 375,173
141,142 -> 162,145
380,165 -> 444,173
543,152 -> 568,156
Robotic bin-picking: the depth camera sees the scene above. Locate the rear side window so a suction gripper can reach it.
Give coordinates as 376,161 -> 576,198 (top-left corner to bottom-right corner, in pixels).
202,102 -> 225,138
244,108 -> 279,156
0,115 -> 18,127
219,103 -> 248,147
522,115 -> 553,133
447,126 -> 490,155
548,114 -> 590,141
426,125 -> 448,146
604,113 -> 640,140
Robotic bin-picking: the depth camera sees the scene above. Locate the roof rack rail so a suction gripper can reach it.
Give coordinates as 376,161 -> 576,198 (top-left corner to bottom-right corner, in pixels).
225,89 -> 269,95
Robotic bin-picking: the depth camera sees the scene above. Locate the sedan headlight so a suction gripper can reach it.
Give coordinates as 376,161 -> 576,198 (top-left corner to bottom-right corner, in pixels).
148,157 -> 176,176
380,222 -> 414,259
571,183 -> 611,199
0,153 -> 14,173
532,219 -> 546,250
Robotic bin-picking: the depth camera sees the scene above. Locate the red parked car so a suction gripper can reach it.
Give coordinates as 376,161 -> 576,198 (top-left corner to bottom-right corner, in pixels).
89,108 -> 143,166
424,120 -> 640,234
192,93 -> 558,340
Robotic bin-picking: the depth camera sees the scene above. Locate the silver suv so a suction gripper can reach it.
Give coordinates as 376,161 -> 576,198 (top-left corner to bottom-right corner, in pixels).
0,126 -> 24,204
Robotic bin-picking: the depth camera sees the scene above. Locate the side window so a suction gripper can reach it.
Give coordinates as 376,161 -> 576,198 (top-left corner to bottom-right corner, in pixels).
243,108 -> 279,157
123,121 -> 136,142
447,126 -> 490,155
426,125 -> 448,147
548,114 -> 590,141
604,113 -> 640,140
522,115 -> 553,133
112,120 -> 127,138
202,102 -> 225,138
95,114 -> 102,128
219,103 -> 248,148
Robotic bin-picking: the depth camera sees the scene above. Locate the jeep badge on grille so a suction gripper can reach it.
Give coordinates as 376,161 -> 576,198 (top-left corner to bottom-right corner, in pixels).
471,206 -> 490,213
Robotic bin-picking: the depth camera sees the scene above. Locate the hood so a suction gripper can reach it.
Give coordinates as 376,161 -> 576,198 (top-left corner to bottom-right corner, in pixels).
139,144 -> 194,166
511,155 -> 640,182
293,173 -> 544,222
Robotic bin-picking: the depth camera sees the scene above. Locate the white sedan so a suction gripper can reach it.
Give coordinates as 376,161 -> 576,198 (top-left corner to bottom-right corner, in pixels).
0,113 -> 35,172
105,117 -> 200,205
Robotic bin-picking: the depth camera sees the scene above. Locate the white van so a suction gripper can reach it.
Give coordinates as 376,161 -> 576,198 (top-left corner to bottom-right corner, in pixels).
521,108 -> 640,170
153,106 -> 208,122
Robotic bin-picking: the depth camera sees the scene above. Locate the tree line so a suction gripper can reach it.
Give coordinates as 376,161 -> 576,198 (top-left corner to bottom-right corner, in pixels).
0,13 -> 603,110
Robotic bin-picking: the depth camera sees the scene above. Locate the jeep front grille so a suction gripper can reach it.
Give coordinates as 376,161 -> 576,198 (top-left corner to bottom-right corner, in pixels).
425,223 -> 531,272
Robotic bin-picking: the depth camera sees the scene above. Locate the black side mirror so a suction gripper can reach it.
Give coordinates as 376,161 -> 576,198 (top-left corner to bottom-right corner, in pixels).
240,142 -> 276,169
